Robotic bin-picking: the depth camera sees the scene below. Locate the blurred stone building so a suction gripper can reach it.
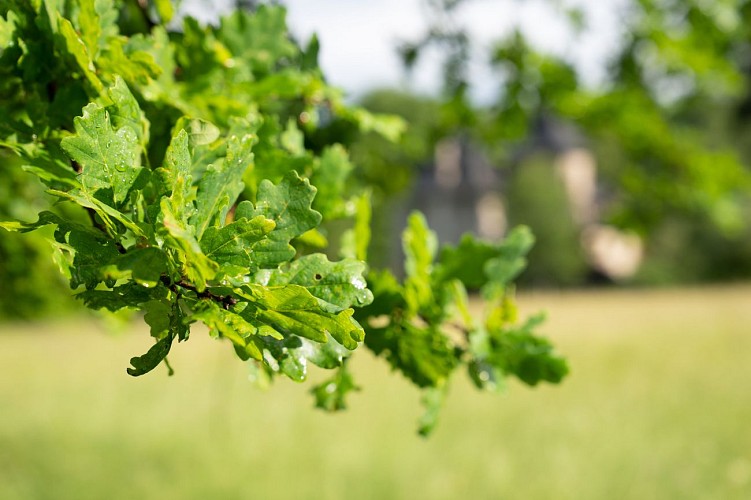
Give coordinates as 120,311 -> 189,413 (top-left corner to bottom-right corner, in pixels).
402,114 -> 643,284
412,134 -> 506,243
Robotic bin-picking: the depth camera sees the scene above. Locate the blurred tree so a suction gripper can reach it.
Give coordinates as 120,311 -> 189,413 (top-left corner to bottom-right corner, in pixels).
505,153 -> 589,286
0,154 -> 75,318
350,90 -> 444,198
394,0 -> 751,283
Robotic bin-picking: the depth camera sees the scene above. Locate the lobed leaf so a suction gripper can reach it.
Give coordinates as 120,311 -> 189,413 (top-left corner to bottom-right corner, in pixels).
365,322 -> 458,389
127,335 -> 174,377
143,297 -> 190,341
310,145 -> 354,218
417,387 -> 446,437
101,247 -> 168,288
200,215 -> 275,270
193,301 -> 272,361
311,363 -> 359,411
77,0 -> 118,60
67,230 -> 121,290
260,253 -> 373,313
238,284 -> 364,350
0,11 -> 18,49
216,6 -> 297,74
482,225 -> 535,299
77,283 -> 167,312
435,233 -> 507,289
340,191 -> 372,261
158,128 -> 193,207
102,77 -> 149,148
174,117 -> 221,147
190,133 -> 254,239
160,197 -> 218,292
236,171 -> 322,268
402,211 -> 438,314
61,102 -> 143,205
57,16 -> 104,93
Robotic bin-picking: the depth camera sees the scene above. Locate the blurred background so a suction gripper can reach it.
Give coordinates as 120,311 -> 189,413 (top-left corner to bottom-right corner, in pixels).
2,0 -> 751,498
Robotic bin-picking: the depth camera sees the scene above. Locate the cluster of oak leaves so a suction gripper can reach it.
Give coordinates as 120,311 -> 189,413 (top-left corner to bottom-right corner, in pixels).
0,1 -> 566,434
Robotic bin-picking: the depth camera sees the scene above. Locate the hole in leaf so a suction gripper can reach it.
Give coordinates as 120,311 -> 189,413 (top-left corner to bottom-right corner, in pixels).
314,273 -> 322,280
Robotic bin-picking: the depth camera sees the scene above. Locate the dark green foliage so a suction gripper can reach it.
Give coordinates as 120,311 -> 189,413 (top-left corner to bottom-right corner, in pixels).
355,214 -> 567,430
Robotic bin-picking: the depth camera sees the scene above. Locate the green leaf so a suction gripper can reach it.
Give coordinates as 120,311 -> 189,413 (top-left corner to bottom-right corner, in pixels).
155,129 -> 217,290
347,107 -> 406,143
160,197 -> 218,292
300,33 -> 320,70
152,0 -> 174,23
77,0 -> 118,60
296,334 -> 351,369
158,128 -> 193,206
127,335 -> 174,377
435,234 -> 506,289
260,253 -> 373,313
19,145 -> 80,190
418,387 -> 446,437
143,298 -> 190,341
238,284 -> 364,349
98,35 -> 161,86
77,283 -> 167,312
467,358 -> 504,392
353,269 -> 405,319
46,188 -> 144,237
0,11 -> 18,49
236,171 -> 322,268
296,229 -> 329,249
60,102 -> 143,205
483,226 -> 535,299
280,119 -> 305,156
340,191 -> 372,261
403,211 -> 437,313
242,334 -> 304,380
101,247 -> 168,287
142,300 -> 171,336
67,230 -> 121,290
311,363 -> 359,412
216,5 -> 297,74
174,117 -> 221,147
258,304 -> 360,347
101,77 -> 149,148
57,17 -> 104,93
444,279 -> 474,329
190,133 -> 254,238
485,313 -> 568,386
310,144 -> 354,217
0,211 -> 96,239
200,215 -> 275,270
193,301 -> 271,361
365,323 -> 457,389
279,346 -> 307,381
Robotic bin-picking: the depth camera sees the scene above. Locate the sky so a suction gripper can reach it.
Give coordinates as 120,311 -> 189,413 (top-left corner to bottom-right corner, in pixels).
181,0 -> 625,102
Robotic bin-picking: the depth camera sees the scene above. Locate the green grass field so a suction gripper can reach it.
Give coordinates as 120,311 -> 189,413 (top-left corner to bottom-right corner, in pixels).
1,285 -> 750,499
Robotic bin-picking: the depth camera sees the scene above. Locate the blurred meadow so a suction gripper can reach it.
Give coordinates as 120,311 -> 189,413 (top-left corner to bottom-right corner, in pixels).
2,285 -> 750,500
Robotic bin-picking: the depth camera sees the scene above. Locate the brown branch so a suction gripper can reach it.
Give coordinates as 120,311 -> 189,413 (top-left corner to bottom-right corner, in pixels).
161,275 -> 238,310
